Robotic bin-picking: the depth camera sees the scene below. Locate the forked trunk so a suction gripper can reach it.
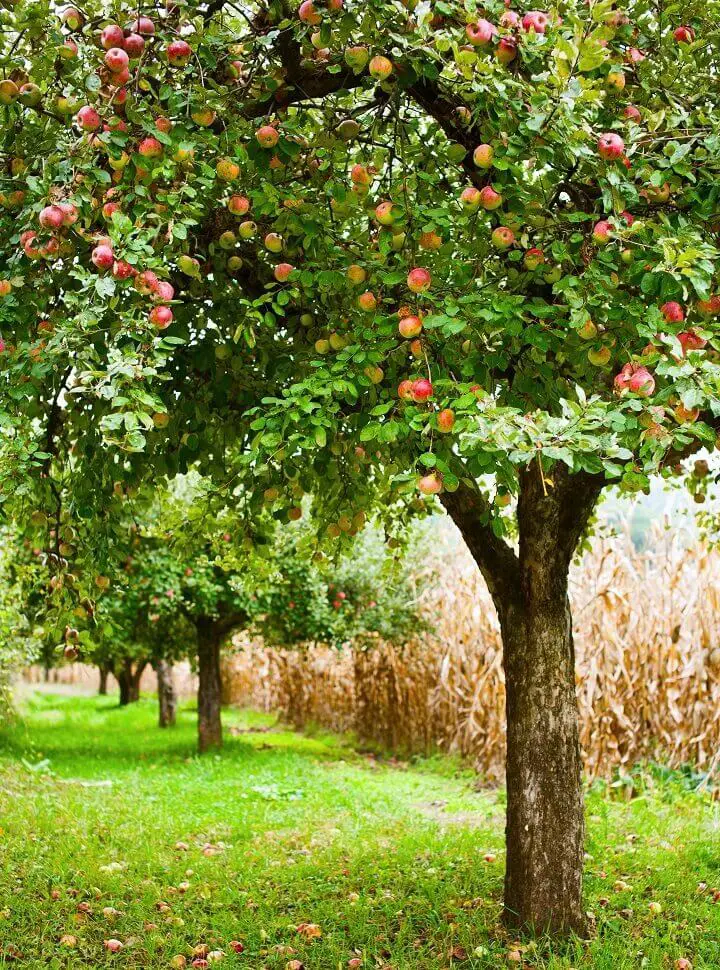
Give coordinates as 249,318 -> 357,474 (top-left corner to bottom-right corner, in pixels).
443,465 -> 602,936
117,659 -> 145,706
197,619 -> 223,752
155,659 -> 177,728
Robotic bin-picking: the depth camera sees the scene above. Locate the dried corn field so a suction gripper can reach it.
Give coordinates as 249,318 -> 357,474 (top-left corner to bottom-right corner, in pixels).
223,525 -> 720,780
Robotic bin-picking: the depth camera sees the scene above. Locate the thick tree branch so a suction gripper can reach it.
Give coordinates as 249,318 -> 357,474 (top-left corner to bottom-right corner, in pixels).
408,77 -> 486,186
518,462 -> 604,573
440,481 -> 520,601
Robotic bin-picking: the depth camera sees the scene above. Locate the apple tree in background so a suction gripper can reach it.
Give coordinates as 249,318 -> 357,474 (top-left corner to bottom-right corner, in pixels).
1,0 -> 720,934
97,537 -> 255,743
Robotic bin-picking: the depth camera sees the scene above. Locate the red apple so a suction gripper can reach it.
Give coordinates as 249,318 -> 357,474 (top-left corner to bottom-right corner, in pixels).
351,163 -> 371,186
39,205 -> 65,230
437,408 -> 455,433
124,33 -> 145,57
91,244 -> 114,270
661,301 -> 684,323
298,1 -> 321,24
625,47 -> 645,64
54,201 -> 78,225
129,16 -> 155,35
256,125 -> 279,149
592,220 -> 613,245
674,25 -> 695,44
398,379 -> 415,400
112,259 -> 135,280
491,226 -> 515,249
149,305 -> 173,328
466,19 -> 497,45
167,40 -> 192,66
412,378 -> 433,402
76,105 -> 101,131
678,331 -> 707,354
496,37 -> 518,64
138,137 -> 163,158
417,472 -> 443,495
399,315 -> 422,338
369,56 -> 393,80
101,25 -> 125,50
407,268 -> 431,293
274,263 -> 295,282
136,270 -> 159,294
597,132 -> 625,160
358,291 -> 377,312
479,186 -> 502,210
629,366 -> 655,397
524,248 -> 545,270
522,11 -> 550,33
227,195 -> 250,216
105,47 -> 129,73
154,281 -> 175,302
698,295 -> 720,316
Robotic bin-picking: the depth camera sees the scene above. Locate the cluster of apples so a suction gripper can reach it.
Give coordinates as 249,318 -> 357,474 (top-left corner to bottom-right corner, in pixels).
19,200 -> 78,262
22,192 -> 177,330
612,295 -> 719,409
461,8 -> 558,67
91,243 -> 176,328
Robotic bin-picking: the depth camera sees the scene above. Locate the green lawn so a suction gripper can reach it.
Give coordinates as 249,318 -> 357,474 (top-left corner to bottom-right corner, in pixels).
0,692 -> 718,969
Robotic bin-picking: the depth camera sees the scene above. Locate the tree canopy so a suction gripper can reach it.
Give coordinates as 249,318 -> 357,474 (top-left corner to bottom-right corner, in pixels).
1,0 -> 718,570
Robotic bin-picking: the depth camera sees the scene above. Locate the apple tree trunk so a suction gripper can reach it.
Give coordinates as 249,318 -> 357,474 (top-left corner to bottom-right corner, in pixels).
117,660 -> 145,706
443,465 -> 602,936
98,665 -> 110,696
155,659 -> 177,728
197,619 -> 223,753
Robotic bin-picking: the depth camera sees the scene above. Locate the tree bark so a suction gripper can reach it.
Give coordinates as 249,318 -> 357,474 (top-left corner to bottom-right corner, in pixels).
197,619 -> 223,752
117,659 -> 146,706
117,665 -> 131,706
442,464 -> 603,936
155,659 -> 177,728
98,665 -> 109,696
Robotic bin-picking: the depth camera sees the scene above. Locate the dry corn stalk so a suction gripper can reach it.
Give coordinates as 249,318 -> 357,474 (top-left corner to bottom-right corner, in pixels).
223,526 -> 720,780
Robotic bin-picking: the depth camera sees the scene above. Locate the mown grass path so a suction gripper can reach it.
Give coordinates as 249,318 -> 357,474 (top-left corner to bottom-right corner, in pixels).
1,692 -> 719,968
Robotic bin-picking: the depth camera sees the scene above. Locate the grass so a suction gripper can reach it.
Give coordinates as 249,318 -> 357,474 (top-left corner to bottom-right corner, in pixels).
0,692 -> 719,969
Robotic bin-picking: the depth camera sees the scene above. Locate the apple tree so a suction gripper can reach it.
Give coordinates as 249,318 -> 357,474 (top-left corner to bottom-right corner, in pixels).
2,0 -> 720,934
86,510 -> 258,747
